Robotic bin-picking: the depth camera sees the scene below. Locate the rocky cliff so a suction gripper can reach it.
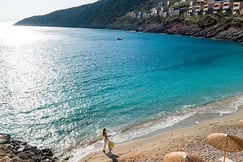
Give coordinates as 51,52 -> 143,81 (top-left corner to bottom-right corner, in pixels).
0,133 -> 56,162
110,14 -> 243,44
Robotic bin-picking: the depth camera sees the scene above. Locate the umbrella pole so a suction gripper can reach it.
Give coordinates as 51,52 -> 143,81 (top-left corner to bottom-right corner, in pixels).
223,151 -> 226,162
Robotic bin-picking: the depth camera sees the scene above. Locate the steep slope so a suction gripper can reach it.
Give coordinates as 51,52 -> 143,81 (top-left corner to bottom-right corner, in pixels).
15,0 -> 147,28
15,0 -> 243,44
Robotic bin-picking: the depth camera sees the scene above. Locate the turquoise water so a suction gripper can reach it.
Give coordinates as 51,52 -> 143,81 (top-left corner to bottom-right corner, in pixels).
1,25 -> 243,159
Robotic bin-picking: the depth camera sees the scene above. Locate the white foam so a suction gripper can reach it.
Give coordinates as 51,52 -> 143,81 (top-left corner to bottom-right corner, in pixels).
68,141 -> 102,162
206,95 -> 243,116
68,111 -> 196,162
68,95 -> 243,162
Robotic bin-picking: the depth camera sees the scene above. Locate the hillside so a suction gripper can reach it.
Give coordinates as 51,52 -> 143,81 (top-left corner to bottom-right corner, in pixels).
15,0 -> 243,44
15,0 -> 147,28
111,13 -> 243,44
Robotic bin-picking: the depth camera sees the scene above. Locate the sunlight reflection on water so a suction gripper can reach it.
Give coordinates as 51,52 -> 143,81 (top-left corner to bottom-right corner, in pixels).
0,24 -> 64,148
1,24 -> 243,160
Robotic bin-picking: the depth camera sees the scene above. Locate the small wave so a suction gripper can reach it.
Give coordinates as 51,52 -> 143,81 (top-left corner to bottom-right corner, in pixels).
67,94 -> 243,162
67,109 -> 196,161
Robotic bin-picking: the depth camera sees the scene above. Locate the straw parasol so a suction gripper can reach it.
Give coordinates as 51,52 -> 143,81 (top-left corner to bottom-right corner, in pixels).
163,151 -> 205,162
207,133 -> 242,162
239,120 -> 243,128
229,135 -> 243,151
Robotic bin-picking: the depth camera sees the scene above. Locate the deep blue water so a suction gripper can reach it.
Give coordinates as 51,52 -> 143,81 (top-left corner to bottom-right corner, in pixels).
0,25 -> 243,159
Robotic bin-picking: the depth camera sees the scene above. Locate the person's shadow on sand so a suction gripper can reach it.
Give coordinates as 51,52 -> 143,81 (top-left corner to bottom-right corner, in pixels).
104,151 -> 119,162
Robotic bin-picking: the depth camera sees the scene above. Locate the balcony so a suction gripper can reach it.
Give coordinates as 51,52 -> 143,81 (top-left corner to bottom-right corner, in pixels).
195,6 -> 201,12
233,3 -> 240,11
223,2 -> 230,10
213,4 -> 220,11
203,5 -> 208,12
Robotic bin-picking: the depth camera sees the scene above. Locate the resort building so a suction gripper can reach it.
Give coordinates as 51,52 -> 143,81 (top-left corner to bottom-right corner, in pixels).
194,5 -> 202,15
162,12 -> 168,17
232,2 -> 242,14
151,8 -> 159,16
187,6 -> 193,16
213,2 -> 221,14
126,11 -> 137,18
187,0 -> 243,16
126,0 -> 243,19
203,4 -> 209,14
168,8 -> 175,16
222,2 -> 230,13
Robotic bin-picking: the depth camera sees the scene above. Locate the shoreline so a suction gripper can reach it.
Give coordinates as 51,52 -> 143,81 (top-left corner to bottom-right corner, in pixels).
14,20 -> 243,46
78,104 -> 243,162
67,94 -> 243,161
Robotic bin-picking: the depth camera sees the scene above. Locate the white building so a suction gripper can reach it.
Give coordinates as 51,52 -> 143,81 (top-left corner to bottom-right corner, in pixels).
222,2 -> 230,13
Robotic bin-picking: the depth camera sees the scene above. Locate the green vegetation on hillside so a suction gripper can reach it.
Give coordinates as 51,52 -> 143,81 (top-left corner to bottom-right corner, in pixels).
15,0 -> 147,28
15,0 -> 243,43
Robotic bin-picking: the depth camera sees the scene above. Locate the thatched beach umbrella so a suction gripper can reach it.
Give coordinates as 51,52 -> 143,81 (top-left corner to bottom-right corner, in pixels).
163,151 -> 205,162
239,120 -> 243,128
207,133 -> 242,162
229,135 -> 243,151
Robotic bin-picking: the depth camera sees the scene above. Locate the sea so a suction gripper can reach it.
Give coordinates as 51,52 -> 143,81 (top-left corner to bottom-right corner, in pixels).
0,24 -> 243,161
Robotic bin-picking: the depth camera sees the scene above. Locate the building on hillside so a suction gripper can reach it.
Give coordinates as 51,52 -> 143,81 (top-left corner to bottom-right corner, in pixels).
151,7 -> 161,16
126,11 -> 137,18
167,1 -> 170,6
194,5 -> 202,15
196,0 -> 206,5
232,2 -> 241,14
187,6 -> 193,16
162,12 -> 168,17
203,4 -> 209,14
142,12 -> 151,18
138,12 -> 142,19
213,2 -> 221,13
126,0 -> 243,19
190,1 -> 193,6
174,9 -> 181,15
159,7 -> 165,16
168,8 -> 175,16
222,2 -> 230,13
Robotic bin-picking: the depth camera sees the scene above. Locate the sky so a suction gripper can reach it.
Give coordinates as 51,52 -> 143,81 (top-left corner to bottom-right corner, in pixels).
0,0 -> 97,23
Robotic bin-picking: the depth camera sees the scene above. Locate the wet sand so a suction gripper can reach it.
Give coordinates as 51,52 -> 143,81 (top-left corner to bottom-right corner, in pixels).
79,105 -> 243,162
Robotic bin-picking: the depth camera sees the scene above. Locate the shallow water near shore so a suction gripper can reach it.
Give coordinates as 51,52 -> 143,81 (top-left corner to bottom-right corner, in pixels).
70,95 -> 243,161
1,24 -> 243,160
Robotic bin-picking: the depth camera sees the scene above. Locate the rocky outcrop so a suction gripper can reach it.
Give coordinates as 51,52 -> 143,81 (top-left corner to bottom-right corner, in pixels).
112,14 -> 243,44
0,133 -> 57,162
159,23 -> 243,44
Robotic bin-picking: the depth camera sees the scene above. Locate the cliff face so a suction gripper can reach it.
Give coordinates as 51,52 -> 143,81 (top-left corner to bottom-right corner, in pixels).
140,23 -> 243,44
146,21 -> 243,44
110,14 -> 243,44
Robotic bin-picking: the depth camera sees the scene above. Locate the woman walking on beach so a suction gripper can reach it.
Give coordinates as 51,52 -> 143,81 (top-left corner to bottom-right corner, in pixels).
103,128 -> 111,153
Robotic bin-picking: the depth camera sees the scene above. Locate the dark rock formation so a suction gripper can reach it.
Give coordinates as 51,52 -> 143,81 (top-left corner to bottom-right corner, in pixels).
122,16 -> 243,44
0,133 -> 57,162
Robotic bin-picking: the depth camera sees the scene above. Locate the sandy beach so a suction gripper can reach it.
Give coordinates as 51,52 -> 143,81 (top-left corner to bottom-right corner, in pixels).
80,105 -> 243,162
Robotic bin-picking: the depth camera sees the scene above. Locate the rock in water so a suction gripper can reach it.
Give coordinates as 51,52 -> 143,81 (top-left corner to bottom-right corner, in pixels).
0,133 -> 57,162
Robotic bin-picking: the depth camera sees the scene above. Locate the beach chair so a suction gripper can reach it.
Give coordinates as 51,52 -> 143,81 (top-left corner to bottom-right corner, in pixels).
218,157 -> 233,162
